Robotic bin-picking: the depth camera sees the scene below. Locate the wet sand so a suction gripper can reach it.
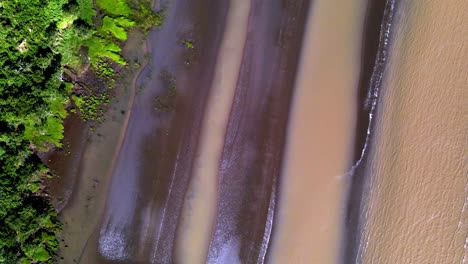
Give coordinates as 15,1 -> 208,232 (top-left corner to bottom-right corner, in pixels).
358,0 -> 468,263
204,1 -> 309,263
86,0 -> 230,263
81,0 -> 312,262
342,0 -> 396,262
267,0 -> 367,263
174,0 -> 251,263
53,0 -> 376,262
40,113 -> 88,212
46,0 -> 467,263
50,28 -> 150,263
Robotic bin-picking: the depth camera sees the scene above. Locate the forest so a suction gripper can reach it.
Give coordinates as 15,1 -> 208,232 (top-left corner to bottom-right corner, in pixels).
0,0 -> 160,262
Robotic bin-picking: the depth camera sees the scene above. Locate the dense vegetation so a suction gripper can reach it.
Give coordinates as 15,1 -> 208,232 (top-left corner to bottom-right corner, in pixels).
0,0 -> 161,262
66,0 -> 163,119
0,0 -> 69,262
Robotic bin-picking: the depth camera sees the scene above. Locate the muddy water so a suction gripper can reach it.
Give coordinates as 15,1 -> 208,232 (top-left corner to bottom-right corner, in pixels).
174,0 -> 250,263
267,0 -> 367,262
359,0 -> 468,263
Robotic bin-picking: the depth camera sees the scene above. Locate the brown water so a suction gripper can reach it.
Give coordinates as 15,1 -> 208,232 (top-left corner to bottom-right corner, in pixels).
267,0 -> 366,262
359,0 -> 468,263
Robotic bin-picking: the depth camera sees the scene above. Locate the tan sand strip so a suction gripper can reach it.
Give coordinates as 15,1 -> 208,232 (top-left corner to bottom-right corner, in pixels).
174,0 -> 251,263
268,0 -> 367,262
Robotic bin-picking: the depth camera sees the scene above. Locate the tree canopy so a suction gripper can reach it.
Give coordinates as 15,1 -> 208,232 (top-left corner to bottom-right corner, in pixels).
0,0 -> 162,262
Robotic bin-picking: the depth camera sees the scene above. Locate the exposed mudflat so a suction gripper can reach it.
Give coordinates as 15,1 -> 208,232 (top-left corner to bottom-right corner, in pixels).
46,0 -> 467,263
40,113 -> 88,212
44,28 -> 150,263
88,0 -> 230,263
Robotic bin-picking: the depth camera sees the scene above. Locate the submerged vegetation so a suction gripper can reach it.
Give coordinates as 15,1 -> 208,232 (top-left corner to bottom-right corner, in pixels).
0,0 -> 162,262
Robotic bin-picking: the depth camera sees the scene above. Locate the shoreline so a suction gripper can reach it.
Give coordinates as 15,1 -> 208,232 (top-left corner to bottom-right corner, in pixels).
359,0 -> 467,262
85,0 -> 231,262
47,27 -> 152,263
341,0 -> 397,262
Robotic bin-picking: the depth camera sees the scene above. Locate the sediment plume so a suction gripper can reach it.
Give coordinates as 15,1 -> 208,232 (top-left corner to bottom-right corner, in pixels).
358,0 -> 468,263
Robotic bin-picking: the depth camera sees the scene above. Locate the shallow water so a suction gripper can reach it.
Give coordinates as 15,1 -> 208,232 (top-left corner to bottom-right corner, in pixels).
359,0 -> 468,263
